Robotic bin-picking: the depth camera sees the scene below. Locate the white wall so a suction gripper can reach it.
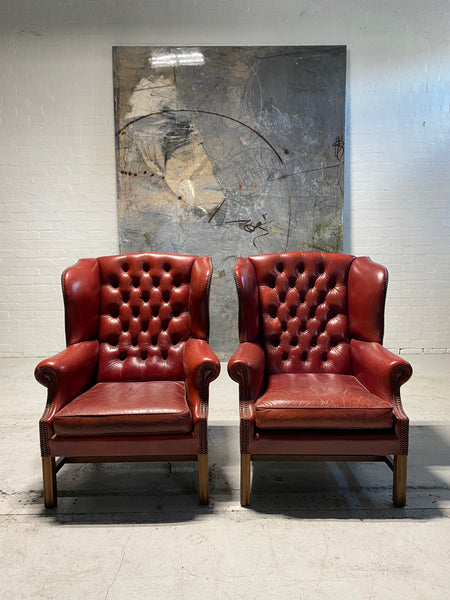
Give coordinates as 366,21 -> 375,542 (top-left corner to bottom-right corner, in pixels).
0,0 -> 449,356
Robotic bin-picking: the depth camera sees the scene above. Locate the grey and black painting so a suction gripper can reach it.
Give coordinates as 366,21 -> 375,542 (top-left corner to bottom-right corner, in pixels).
113,46 -> 346,357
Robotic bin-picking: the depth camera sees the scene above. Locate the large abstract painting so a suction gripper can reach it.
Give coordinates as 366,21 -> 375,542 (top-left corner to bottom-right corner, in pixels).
113,46 -> 346,356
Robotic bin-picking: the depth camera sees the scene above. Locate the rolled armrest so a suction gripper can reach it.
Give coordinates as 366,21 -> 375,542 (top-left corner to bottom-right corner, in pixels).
228,342 -> 265,453
183,337 -> 220,424
35,340 -> 99,417
228,342 -> 265,402
228,342 -> 266,414
350,339 -> 412,403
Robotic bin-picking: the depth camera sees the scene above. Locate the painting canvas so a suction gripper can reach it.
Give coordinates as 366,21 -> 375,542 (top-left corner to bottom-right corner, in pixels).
113,46 -> 346,357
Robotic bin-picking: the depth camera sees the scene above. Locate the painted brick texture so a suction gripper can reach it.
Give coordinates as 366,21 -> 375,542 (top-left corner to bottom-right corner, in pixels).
0,0 -> 449,356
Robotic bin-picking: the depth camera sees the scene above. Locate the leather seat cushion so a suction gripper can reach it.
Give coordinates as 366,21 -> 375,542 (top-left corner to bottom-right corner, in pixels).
255,373 -> 393,429
53,381 -> 192,436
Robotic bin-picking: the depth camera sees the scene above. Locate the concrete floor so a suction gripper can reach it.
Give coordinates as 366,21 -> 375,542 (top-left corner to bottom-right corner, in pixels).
0,354 -> 449,599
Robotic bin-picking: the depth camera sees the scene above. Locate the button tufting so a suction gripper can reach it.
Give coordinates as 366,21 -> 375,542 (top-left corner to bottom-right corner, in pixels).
249,253 -> 354,375
163,262 -> 171,272
132,276 -> 140,288
109,275 -> 119,288
151,336 -> 158,346
141,291 -> 150,302
122,291 -> 130,303
122,263 -> 129,272
142,262 -> 150,272
122,322 -> 129,332
141,350 -> 148,360
161,349 -> 168,359
132,307 -> 140,318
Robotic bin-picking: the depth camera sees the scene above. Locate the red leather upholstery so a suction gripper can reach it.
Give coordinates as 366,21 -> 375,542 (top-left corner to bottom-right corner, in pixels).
248,252 -> 355,375
53,381 -> 192,436
228,251 -> 412,506
35,252 -> 220,507
255,374 -> 394,429
97,253 -> 199,381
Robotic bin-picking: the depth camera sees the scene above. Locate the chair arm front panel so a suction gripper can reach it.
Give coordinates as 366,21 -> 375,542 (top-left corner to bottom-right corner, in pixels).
351,339 -> 411,453
183,337 -> 220,453
228,342 -> 266,454
63,258 -> 100,345
228,342 -> 265,402
35,340 -> 99,456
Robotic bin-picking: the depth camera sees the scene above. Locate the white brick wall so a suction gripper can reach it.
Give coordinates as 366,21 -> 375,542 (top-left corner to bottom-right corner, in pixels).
0,0 -> 449,356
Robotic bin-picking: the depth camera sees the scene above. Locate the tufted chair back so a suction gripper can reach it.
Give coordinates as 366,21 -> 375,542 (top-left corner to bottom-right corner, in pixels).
63,252 -> 212,382
235,251 -> 387,376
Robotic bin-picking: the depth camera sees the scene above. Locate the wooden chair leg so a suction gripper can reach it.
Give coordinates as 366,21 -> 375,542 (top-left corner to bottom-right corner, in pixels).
42,457 -> 57,508
393,455 -> 407,507
198,454 -> 209,505
240,453 -> 251,506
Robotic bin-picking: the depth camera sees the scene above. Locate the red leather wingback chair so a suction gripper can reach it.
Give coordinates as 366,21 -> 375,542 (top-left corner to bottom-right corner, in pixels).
35,252 -> 220,507
228,251 -> 412,507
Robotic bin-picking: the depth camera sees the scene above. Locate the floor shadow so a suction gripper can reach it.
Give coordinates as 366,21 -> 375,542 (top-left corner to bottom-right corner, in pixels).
246,424 -> 450,519
38,462 -> 214,525
31,423 -> 449,523
37,425 -> 234,525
